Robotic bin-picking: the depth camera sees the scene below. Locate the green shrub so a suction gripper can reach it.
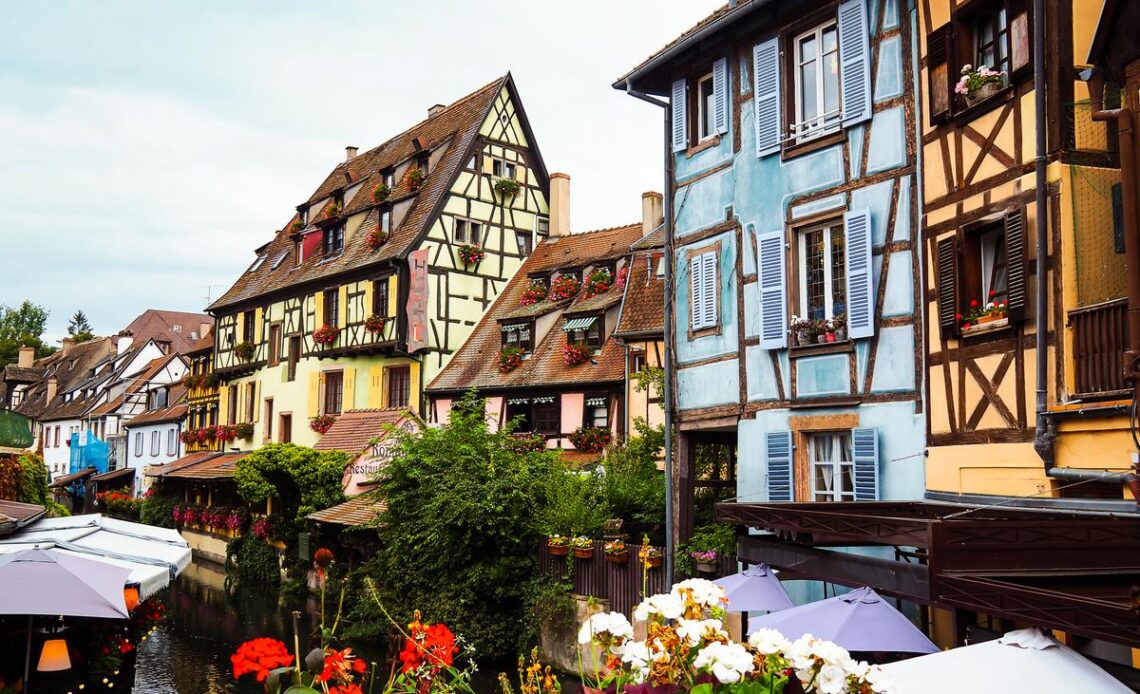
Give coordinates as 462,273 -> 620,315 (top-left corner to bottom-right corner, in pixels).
676,523 -> 736,575
140,492 -> 177,528
226,534 -> 281,588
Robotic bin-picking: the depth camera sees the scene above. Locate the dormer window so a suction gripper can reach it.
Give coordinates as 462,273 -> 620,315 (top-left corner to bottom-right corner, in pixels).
501,322 -> 533,352
382,169 -> 394,189
248,255 -> 266,273
536,216 -> 550,237
564,315 -> 603,350
294,239 -> 303,267
299,207 -> 309,225
324,224 -> 345,256
380,208 -> 392,234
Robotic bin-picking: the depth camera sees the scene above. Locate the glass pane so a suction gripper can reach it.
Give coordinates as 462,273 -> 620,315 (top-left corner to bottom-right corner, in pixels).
824,52 -> 840,116
800,60 -> 818,122
703,81 -> 716,136
800,34 -> 818,63
804,229 -> 826,320
840,464 -> 855,498
829,226 -> 847,316
822,26 -> 837,55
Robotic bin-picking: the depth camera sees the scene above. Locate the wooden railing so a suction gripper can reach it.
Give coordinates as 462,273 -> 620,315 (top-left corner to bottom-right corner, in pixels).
1070,298 -> 1130,397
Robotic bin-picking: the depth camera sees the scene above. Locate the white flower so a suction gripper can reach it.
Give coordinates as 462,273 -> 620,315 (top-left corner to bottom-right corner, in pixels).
748,628 -> 789,654
578,612 -> 634,645
788,634 -> 819,671
619,641 -> 651,684
815,664 -> 848,694
676,618 -> 726,646
671,578 -> 727,610
634,592 -> 685,622
693,642 -> 754,684
811,640 -> 853,669
864,665 -> 892,693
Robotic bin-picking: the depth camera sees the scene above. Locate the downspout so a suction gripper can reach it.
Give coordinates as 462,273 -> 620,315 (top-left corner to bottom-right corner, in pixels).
1031,0 -> 1054,468
625,79 -> 676,586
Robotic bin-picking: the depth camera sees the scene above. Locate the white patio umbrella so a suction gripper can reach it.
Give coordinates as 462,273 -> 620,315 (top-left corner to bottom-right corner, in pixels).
880,628 -> 1131,693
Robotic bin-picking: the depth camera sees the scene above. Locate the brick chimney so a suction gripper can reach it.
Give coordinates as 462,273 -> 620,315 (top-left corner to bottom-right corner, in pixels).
17,346 -> 34,368
550,173 -> 571,236
46,376 -> 57,403
642,191 -> 664,236
345,146 -> 358,162
428,104 -> 446,118
61,337 -> 75,355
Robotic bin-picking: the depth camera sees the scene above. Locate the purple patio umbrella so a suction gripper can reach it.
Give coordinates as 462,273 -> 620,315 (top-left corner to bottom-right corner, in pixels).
713,564 -> 795,612
746,586 -> 938,654
0,548 -> 131,619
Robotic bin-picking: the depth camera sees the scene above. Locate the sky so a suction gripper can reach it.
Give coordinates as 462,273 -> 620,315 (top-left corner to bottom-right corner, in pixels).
0,1 -> 722,343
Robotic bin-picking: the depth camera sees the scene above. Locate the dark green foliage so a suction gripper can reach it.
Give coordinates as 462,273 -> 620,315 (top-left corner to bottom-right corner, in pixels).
234,443 -> 348,527
676,523 -> 736,574
599,419 -> 666,544
0,301 -> 54,368
226,533 -> 282,588
15,452 -> 68,517
67,310 -> 94,343
140,491 -> 177,529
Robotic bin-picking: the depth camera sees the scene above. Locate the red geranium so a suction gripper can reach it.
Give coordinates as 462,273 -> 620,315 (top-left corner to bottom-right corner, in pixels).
399,611 -> 458,673
231,637 -> 294,683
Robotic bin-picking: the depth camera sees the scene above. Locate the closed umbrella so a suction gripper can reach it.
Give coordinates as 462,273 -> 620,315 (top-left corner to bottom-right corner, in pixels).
713,564 -> 795,612
747,586 -> 937,654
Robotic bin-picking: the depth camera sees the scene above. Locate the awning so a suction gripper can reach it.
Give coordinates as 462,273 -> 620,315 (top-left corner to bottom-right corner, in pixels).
563,316 -> 598,332
49,467 -> 97,488
585,397 -> 607,407
308,495 -> 386,527
89,466 -> 135,484
0,500 -> 46,537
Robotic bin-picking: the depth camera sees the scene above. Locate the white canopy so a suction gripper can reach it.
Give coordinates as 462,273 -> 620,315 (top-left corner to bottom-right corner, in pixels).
880,629 -> 1131,693
0,514 -> 191,599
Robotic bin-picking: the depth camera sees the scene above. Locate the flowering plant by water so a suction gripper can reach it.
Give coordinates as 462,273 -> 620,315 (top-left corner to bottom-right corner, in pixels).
578,578 -> 891,694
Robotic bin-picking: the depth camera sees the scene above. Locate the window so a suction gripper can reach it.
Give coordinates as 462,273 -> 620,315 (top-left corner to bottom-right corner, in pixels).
150,430 -> 160,457
516,231 -> 533,256
979,225 -> 1009,305
264,399 -> 274,441
505,398 -> 531,431
242,311 -> 254,343
797,222 -> 847,321
936,210 -> 1027,337
149,388 -> 168,410
502,322 -> 533,352
973,6 -> 1010,76
246,383 -> 257,422
134,432 -> 143,457
631,353 -> 647,374
697,73 -> 717,141
286,336 -> 301,382
567,315 -> 603,350
324,224 -> 345,256
793,22 -> 841,140
228,385 -> 238,425
373,278 -> 390,317
583,396 -> 609,429
533,397 -> 560,434
299,206 -> 309,225
380,207 -> 391,234
324,289 -> 339,328
268,324 -> 282,366
455,219 -> 482,244
491,157 -> 517,180
383,169 -> 394,189
808,431 -> 854,501
272,251 -> 289,270
279,413 -> 292,443
294,239 -> 303,267
386,366 -> 411,408
323,371 -> 344,415
536,217 -> 550,237
167,429 -> 177,456
689,250 -> 718,331
53,426 -> 60,448
248,255 -> 266,273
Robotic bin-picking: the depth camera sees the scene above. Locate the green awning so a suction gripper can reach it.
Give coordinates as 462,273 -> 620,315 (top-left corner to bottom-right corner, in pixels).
563,316 -> 598,333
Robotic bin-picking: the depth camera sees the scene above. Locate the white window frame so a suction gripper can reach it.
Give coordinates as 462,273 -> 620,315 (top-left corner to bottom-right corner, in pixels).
808,431 -> 855,502
796,221 -> 846,320
455,218 -> 482,245
150,430 -> 160,457
792,21 -> 842,142
380,208 -> 391,234
166,428 -> 177,456
134,432 -> 143,457
696,72 -> 716,142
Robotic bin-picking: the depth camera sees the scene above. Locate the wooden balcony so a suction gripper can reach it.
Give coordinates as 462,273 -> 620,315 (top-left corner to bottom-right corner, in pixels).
1069,298 -> 1130,398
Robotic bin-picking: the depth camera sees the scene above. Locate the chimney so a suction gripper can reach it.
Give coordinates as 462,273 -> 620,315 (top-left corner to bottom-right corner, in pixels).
61,337 -> 75,355
17,346 -> 34,368
345,146 -> 358,162
642,191 -> 664,236
428,104 -> 446,118
46,376 -> 57,403
549,172 -> 571,236
117,333 -> 134,355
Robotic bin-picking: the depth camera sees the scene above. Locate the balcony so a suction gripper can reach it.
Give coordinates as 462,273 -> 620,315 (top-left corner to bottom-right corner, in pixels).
1069,298 -> 1130,398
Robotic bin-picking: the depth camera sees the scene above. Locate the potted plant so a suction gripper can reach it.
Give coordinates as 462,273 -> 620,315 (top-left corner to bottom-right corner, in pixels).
691,549 -> 718,574
234,341 -> 255,361
814,318 -> 830,344
547,534 -> 570,557
956,64 -> 1005,105
790,316 -> 814,346
202,372 -> 220,388
309,413 -> 336,434
493,177 -> 521,198
366,228 -> 389,250
291,219 -> 305,233
371,182 -> 390,203
180,430 -> 197,445
569,535 -> 594,559
581,268 -> 613,299
639,541 -> 663,568
831,312 -> 848,341
604,539 -> 629,564
562,342 -> 590,367
312,323 -> 340,346
214,425 -> 236,443
499,345 -> 525,374
569,425 -> 611,453
548,275 -> 581,301
234,422 -> 254,440
520,279 -> 548,306
326,201 -> 341,218
457,243 -> 485,266
405,166 -> 424,191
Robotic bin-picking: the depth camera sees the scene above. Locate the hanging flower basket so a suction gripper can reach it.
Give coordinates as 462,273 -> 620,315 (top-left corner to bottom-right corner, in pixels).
569,425 -> 611,453
180,430 -> 197,445
499,346 -> 525,374
562,342 -> 590,367
366,229 -> 389,250
365,314 -> 388,333
520,279 -> 548,306
493,177 -> 521,198
405,167 -> 424,191
457,243 -> 485,266
639,542 -> 663,568
569,536 -> 594,559
582,268 -> 613,299
371,182 -> 390,203
547,534 -> 570,556
310,414 -> 336,434
312,324 -> 340,346
234,341 -> 255,362
182,373 -> 201,389
548,275 -> 581,301
604,540 -> 629,564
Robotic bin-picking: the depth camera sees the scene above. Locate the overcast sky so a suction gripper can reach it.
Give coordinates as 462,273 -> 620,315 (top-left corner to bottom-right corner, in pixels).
0,0 -> 721,342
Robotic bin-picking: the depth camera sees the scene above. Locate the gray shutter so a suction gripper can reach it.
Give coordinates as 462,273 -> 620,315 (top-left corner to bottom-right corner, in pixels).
838,0 -> 872,127
690,254 -> 703,329
1003,208 -> 1028,321
753,38 -> 782,157
758,229 -> 788,349
701,252 -> 718,328
713,57 -> 729,134
766,431 -> 794,502
843,208 -> 874,339
851,427 -> 879,501
672,79 -> 688,153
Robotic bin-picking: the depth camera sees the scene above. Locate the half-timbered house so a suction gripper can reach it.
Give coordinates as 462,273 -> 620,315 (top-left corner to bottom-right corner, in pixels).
616,0 -> 925,570
208,75 -> 551,447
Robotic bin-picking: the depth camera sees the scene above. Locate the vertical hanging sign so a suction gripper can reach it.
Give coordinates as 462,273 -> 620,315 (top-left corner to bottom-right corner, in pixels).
406,249 -> 429,353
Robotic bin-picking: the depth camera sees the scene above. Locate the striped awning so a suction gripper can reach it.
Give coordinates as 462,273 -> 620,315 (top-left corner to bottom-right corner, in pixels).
507,398 -> 530,405
585,397 -> 607,408
532,396 -> 555,404
563,316 -> 598,332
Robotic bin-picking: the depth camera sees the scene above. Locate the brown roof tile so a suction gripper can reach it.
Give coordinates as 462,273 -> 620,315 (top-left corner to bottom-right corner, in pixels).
145,451 -> 220,478
124,309 -> 214,354
11,337 -> 115,420
126,402 -> 188,427
158,452 -> 246,480
308,494 -> 386,527
614,252 -> 665,338
312,409 -> 419,453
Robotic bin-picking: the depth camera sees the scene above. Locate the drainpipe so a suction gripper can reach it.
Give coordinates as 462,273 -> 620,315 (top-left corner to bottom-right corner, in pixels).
624,79 -> 676,586
1031,0 -> 1054,469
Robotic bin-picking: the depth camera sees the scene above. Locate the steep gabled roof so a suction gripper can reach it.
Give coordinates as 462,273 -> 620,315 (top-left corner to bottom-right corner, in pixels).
124,310 -> 213,354
312,408 -> 418,454
209,74 -> 545,312
614,248 -> 666,339
427,224 -> 644,393
11,337 -> 115,420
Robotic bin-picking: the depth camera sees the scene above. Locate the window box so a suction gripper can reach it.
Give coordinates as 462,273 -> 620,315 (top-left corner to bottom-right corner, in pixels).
961,315 -> 1009,337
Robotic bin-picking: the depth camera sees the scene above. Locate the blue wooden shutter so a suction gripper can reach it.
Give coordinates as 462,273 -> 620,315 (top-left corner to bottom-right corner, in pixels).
838,0 -> 872,127
713,57 -> 729,134
672,79 -> 688,153
701,252 -> 718,328
843,208 -> 874,339
766,431 -> 794,502
851,427 -> 879,500
757,229 -> 787,349
753,38 -> 781,157
689,254 -> 703,329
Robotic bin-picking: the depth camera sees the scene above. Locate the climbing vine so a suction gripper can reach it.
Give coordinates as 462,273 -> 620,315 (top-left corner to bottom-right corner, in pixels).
233,443 -> 348,526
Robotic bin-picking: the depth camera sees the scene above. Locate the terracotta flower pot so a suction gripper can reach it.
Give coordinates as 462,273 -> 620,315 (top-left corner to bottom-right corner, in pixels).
606,551 -> 629,564
645,556 -> 663,568
549,545 -> 569,557
825,332 -> 837,343
976,314 -> 997,324
573,547 -> 594,559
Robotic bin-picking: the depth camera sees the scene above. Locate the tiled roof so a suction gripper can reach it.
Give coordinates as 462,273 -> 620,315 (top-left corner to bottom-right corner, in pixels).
89,466 -> 135,484
11,337 -> 115,420
428,224 -> 644,393
158,453 -> 246,480
86,353 -> 181,418
312,408 -> 417,453
185,334 -> 213,355
209,76 -> 513,312
0,500 -> 45,536
614,252 -> 665,338
126,402 -> 188,427
308,494 -> 386,527
3,366 -> 44,383
124,309 -> 214,354
49,466 -> 97,488
631,226 -> 665,251
145,451 -> 220,478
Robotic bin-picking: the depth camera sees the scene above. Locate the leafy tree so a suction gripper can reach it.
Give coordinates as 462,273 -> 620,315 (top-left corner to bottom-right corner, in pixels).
598,419 -> 667,544
0,452 -> 69,517
0,301 -> 54,368
233,443 -> 348,526
349,389 -> 561,658
67,310 -> 95,343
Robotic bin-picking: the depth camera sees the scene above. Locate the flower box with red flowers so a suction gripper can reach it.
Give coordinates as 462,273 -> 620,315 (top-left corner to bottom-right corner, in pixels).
615,265 -> 629,290
371,182 -> 390,203
364,314 -> 388,333
366,228 -> 389,250
310,413 -> 336,434
562,342 -> 590,367
312,323 -> 340,346
214,425 -> 237,443
506,433 -> 545,453
405,166 -> 424,191
548,275 -> 581,301
581,268 -> 613,299
960,293 -> 1009,335
519,279 -> 548,306
499,345 -> 525,374
569,425 -> 611,453
457,243 -> 485,266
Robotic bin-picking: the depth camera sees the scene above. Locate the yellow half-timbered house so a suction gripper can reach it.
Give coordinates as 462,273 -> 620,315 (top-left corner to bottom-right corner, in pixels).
208,75 -> 550,447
